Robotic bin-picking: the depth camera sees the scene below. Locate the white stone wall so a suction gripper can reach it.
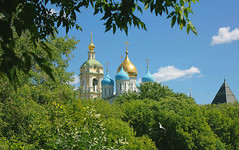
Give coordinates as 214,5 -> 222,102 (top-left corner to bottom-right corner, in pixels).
129,78 -> 138,92
102,84 -> 114,99
116,79 -> 130,95
115,78 -> 138,96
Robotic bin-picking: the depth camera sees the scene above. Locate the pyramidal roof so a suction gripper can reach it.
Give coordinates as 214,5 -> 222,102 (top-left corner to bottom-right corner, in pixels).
211,79 -> 238,104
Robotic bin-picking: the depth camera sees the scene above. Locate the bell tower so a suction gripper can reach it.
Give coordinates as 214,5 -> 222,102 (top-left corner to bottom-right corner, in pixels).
79,33 -> 104,99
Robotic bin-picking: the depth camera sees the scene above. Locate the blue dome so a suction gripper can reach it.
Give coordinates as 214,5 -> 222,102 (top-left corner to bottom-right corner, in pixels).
115,66 -> 129,80
101,72 -> 114,85
142,68 -> 155,82
136,81 -> 140,87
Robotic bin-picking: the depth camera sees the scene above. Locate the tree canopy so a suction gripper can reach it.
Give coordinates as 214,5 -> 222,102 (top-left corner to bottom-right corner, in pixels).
0,0 -> 199,88
0,31 -> 157,149
113,82 -> 239,150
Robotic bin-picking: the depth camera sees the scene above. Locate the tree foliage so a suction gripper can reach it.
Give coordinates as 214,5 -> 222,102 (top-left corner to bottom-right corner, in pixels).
0,0 -> 199,87
113,82 -> 238,149
201,103 -> 239,150
0,32 -> 157,149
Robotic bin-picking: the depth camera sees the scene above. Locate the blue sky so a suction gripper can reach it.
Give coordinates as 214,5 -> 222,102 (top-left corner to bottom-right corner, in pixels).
54,0 -> 239,104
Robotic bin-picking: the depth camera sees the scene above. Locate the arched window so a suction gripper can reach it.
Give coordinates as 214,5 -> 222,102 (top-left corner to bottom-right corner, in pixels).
93,78 -> 98,91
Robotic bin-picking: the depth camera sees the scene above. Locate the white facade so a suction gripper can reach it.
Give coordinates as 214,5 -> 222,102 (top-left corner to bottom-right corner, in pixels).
102,84 -> 114,99
115,78 -> 138,96
116,79 -> 129,95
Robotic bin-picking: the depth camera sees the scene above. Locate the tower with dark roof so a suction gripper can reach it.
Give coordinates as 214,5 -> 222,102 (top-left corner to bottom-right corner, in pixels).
211,79 -> 238,104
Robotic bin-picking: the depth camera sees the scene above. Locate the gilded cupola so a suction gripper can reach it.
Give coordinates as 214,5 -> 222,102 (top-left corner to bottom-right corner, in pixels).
88,32 -> 95,51
117,41 -> 137,78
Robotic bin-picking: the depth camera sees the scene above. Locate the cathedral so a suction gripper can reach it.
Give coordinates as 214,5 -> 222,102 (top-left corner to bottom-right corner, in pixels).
79,34 -> 155,99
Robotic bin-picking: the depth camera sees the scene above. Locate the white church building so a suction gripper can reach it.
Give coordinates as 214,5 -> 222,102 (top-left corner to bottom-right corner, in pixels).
79,34 -> 155,100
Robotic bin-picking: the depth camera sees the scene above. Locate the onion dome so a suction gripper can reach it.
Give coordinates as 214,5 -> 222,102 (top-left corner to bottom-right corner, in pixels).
142,68 -> 155,82
117,51 -> 137,78
88,42 -> 95,51
115,66 -> 129,80
101,71 -> 114,85
88,32 -> 95,51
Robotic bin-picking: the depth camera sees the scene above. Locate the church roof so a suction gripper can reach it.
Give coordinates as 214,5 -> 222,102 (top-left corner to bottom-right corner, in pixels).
81,59 -> 103,68
117,51 -> 137,78
211,79 -> 238,104
101,71 -> 114,85
142,68 -> 155,82
115,66 -> 129,80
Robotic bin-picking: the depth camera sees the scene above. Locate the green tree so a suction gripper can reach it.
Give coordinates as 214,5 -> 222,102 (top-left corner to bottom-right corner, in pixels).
81,98 -> 157,149
201,103 -> 239,150
0,31 -> 158,149
0,0 -> 199,87
115,82 -> 225,149
0,31 -> 79,149
115,82 -> 190,104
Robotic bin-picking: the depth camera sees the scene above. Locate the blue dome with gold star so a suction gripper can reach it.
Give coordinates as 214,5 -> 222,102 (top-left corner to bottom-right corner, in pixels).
101,71 -> 114,85
142,68 -> 155,82
115,66 -> 129,80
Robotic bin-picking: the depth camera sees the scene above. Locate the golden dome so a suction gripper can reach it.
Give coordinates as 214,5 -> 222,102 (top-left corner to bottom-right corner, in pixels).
88,42 -> 95,51
88,32 -> 95,51
117,51 -> 137,78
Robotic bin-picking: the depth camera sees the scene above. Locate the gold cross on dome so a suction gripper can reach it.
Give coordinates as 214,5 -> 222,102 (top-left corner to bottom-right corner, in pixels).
124,41 -> 130,51
105,62 -> 109,72
90,32 -> 93,43
146,58 -> 150,68
120,55 -> 124,63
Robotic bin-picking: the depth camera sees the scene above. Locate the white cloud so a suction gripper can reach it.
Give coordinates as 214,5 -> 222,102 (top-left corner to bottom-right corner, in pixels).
211,27 -> 239,45
152,66 -> 200,82
70,74 -> 80,85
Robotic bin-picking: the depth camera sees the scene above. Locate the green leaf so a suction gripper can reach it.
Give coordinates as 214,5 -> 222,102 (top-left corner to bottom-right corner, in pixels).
180,23 -> 184,30
40,41 -> 53,59
66,25 -> 69,34
13,19 -> 24,37
113,24 -> 116,34
171,16 -> 176,28
167,11 -> 175,19
7,66 -> 18,90
30,52 -> 55,81
57,20 -> 61,28
22,52 -> 31,72
93,8 -> 99,15
186,24 -> 190,34
144,3 -> 149,11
